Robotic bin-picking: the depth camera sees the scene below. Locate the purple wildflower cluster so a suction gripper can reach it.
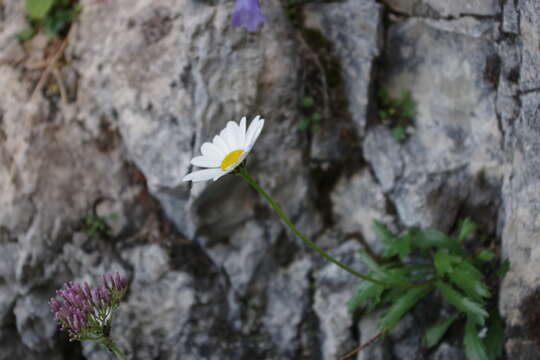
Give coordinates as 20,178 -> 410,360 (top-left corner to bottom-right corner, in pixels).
49,273 -> 128,341
231,0 -> 266,32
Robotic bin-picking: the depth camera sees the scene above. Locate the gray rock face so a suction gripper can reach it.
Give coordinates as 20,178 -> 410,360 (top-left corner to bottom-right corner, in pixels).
1,0 -> 540,358
331,169 -> 394,252
364,17 -> 504,231
313,241 -> 364,360
384,0 -> 500,17
303,0 -> 383,140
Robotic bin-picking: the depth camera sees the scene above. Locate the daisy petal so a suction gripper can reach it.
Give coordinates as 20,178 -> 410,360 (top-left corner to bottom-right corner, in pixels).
183,168 -> 223,182
245,116 -> 260,148
227,121 -> 241,149
213,171 -> 229,181
191,156 -> 220,168
201,142 -> 225,161
239,117 -> 246,147
220,124 -> 236,150
246,116 -> 264,149
250,118 -> 264,147
213,135 -> 230,153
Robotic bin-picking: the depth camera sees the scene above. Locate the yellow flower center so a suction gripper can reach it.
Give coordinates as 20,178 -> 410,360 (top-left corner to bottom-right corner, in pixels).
220,149 -> 244,171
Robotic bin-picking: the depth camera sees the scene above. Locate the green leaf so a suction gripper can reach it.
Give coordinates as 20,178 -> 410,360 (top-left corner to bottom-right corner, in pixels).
297,119 -> 310,130
458,259 -> 485,281
378,88 -> 390,103
374,221 -> 410,259
448,264 -> 491,300
476,250 -> 496,262
108,213 -> 120,221
434,249 -> 453,276
347,281 -> 384,313
373,221 -> 395,242
380,285 -> 431,331
311,112 -> 322,122
17,28 -> 35,41
484,312 -> 504,360
412,228 -> 463,254
458,218 -> 477,242
302,96 -> 314,108
400,89 -> 411,99
391,126 -> 406,142
26,0 -> 55,18
436,281 -> 488,325
496,259 -> 510,278
464,316 -> 489,360
424,313 -> 459,348
357,251 -> 405,285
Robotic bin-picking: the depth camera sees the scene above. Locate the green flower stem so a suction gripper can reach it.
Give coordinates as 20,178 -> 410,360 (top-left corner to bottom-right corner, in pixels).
237,167 -> 393,287
100,337 -> 128,360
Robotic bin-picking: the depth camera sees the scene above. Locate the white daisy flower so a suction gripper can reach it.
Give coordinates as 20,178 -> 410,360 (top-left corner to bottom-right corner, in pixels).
182,115 -> 265,182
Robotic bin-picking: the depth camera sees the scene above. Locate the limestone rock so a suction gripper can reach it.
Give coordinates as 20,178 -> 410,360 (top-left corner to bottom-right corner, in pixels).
384,0 -> 500,18
364,18 -> 504,230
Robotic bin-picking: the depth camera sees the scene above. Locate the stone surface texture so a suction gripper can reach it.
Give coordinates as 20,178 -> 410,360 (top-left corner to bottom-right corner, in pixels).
0,0 -> 539,358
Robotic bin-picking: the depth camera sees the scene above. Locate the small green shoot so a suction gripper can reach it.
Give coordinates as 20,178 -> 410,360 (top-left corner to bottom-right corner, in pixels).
298,96 -> 322,132
302,96 -> 315,108
83,213 -> 118,238
348,219 -> 506,360
19,0 -> 81,41
377,88 -> 416,142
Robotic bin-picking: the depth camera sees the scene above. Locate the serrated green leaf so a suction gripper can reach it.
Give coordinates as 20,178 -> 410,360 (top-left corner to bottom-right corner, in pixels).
458,218 -> 477,242
396,236 -> 411,259
434,249 -> 453,276
380,285 -> 431,331
374,221 -> 396,243
484,312 -> 504,360
374,221 -> 411,259
448,265 -> 490,300
347,281 -> 384,313
459,259 -> 485,281
464,316 -> 489,360
424,313 -> 459,348
357,250 -> 405,285
477,250 -> 496,262
411,228 -> 458,251
436,282 -> 488,325
26,0 -> 55,18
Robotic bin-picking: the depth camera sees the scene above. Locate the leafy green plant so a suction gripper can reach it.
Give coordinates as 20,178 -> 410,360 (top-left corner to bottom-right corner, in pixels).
377,88 -> 416,142
348,219 -> 507,360
83,213 -> 118,238
298,96 -> 322,131
19,0 -> 81,40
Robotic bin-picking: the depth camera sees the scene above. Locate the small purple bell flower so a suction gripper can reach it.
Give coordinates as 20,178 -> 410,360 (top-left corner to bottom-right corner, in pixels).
231,0 -> 266,32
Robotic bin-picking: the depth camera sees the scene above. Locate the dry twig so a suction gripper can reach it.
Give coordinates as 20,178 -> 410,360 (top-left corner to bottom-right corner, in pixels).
29,22 -> 76,101
338,329 -> 388,360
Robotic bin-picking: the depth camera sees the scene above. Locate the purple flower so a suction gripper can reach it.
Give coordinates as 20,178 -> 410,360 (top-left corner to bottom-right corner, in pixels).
49,273 -> 128,341
231,0 -> 266,32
